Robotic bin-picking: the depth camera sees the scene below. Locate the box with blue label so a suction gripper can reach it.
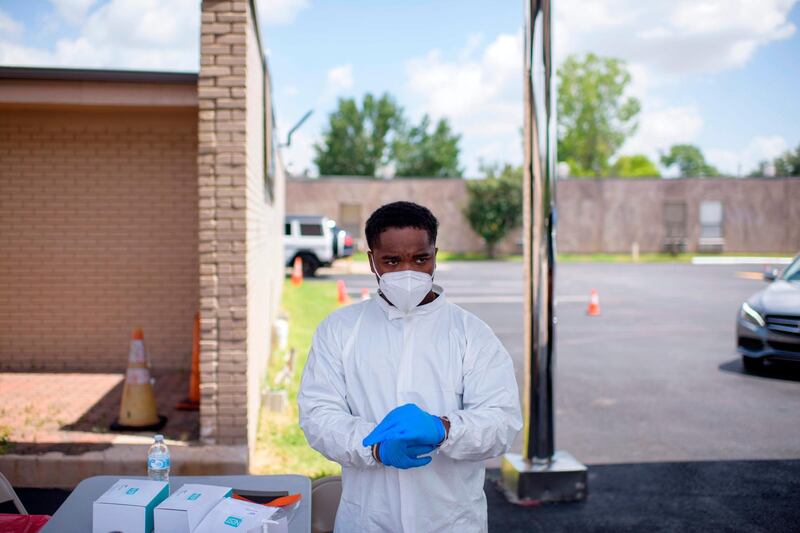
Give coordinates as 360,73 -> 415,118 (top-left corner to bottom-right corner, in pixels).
92,479 -> 169,533
193,497 -> 280,533
153,483 -> 232,533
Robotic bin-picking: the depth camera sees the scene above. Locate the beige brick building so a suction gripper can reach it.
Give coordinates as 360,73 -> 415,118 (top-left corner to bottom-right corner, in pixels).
0,0 -> 284,450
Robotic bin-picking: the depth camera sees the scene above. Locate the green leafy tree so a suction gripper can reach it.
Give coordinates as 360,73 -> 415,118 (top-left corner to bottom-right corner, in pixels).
611,154 -> 660,178
773,144 -> 800,176
393,115 -> 462,177
463,163 -> 522,258
314,93 -> 462,177
557,53 -> 641,177
314,93 -> 403,176
660,144 -> 720,177
750,143 -> 800,177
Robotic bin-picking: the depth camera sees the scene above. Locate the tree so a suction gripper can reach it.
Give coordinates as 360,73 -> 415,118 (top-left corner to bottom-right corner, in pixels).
750,143 -> 800,177
314,93 -> 403,176
557,53 -> 641,177
463,163 -> 522,258
393,115 -> 462,177
611,154 -> 660,178
314,93 -> 463,177
660,144 -> 720,177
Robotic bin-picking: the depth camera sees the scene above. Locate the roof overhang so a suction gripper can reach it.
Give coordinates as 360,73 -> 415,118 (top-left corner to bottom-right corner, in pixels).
0,67 -> 198,108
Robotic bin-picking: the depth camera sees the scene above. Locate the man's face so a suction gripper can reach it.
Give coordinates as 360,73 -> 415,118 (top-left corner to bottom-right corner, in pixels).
368,227 -> 437,278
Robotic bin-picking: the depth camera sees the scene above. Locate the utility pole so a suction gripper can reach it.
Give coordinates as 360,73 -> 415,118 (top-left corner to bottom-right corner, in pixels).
500,0 -> 588,504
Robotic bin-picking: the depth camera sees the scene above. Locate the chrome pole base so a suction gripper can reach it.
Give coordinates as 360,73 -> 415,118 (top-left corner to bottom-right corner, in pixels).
500,451 -> 588,505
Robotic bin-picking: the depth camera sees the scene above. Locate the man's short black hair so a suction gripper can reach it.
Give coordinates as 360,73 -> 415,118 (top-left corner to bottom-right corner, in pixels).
365,201 -> 439,249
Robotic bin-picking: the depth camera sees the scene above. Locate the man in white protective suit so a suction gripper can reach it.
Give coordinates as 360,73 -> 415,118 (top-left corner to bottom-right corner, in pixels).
298,201 -> 522,532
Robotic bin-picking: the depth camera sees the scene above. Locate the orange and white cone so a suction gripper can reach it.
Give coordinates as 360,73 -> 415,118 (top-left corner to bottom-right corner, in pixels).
291,256 -> 303,286
176,313 -> 200,411
587,289 -> 601,316
112,328 -> 165,430
337,280 -> 351,305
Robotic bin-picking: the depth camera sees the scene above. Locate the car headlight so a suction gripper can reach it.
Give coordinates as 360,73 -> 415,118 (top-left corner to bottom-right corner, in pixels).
741,302 -> 765,327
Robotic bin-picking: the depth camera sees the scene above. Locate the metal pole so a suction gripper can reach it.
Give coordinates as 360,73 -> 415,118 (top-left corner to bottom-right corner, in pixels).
500,0 -> 587,504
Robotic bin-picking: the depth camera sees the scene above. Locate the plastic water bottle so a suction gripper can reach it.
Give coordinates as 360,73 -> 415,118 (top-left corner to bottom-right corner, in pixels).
147,434 -> 170,481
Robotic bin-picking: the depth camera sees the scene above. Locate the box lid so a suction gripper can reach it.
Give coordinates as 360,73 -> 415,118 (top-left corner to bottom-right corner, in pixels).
195,497 -> 278,533
156,484 -> 232,512
95,479 -> 170,508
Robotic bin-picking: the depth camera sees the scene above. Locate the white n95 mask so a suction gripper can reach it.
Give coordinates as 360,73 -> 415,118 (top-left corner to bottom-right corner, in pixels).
370,256 -> 434,313
378,270 -> 433,313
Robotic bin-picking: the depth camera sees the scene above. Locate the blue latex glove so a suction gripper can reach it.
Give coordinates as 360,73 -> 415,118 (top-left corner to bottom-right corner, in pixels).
378,440 -> 435,469
363,403 -> 445,447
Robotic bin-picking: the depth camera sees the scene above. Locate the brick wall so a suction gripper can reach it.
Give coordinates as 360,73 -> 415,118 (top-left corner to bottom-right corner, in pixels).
286,177 -> 800,254
0,107 -> 198,371
198,0 -> 284,447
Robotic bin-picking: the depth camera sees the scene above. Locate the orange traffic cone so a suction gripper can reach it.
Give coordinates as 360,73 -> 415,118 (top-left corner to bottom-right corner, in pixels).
337,280 -> 351,305
111,328 -> 166,431
291,256 -> 303,286
587,289 -> 601,316
361,288 -> 370,301
176,313 -> 200,411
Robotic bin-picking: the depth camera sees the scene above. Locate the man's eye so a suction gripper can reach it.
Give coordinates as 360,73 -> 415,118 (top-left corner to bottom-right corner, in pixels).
415,257 -> 428,264
386,259 -> 398,265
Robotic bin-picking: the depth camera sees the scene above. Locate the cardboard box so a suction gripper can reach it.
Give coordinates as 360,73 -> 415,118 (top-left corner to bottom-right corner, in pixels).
154,484 -> 232,533
194,497 -> 280,533
92,479 -> 169,533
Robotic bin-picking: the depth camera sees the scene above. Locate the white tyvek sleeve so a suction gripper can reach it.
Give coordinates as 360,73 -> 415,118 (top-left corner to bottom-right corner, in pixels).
298,317 -> 378,469
439,331 -> 522,461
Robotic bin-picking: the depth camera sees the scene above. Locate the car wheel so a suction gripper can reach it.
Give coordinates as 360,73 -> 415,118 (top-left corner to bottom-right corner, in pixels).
742,356 -> 763,373
301,254 -> 320,277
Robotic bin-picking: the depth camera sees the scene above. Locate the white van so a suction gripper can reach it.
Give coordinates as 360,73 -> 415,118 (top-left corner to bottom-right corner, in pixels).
284,215 -> 353,277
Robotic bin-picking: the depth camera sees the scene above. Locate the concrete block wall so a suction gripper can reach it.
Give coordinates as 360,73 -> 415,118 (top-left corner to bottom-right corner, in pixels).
198,0 -> 283,448
284,177 -> 520,254
287,177 -> 800,255
0,107 -> 198,371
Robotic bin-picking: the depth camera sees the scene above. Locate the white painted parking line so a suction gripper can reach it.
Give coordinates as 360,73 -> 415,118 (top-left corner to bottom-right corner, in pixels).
691,256 -> 792,265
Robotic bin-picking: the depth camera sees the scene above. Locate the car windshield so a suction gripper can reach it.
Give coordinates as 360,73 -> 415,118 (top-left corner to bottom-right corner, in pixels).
781,256 -> 800,282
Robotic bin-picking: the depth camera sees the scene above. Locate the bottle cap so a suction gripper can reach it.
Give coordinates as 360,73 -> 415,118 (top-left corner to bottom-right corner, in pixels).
154,434 -> 164,441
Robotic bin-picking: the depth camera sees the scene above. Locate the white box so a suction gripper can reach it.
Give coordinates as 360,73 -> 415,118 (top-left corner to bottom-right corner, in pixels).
92,479 -> 169,533
194,497 -> 280,533
154,484 -> 232,533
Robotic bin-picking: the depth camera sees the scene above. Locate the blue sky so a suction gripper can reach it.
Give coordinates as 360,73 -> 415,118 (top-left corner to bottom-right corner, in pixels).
1,0 -> 798,177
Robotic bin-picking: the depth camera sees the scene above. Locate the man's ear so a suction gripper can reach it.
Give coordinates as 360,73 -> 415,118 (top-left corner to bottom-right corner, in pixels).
367,251 -> 376,274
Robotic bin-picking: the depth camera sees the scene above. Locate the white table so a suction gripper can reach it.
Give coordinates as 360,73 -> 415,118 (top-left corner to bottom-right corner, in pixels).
40,474 -> 311,533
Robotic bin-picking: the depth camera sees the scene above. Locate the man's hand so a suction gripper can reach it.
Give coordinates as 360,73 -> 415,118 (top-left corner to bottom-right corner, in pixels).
376,440 -> 435,469
362,403 -> 445,447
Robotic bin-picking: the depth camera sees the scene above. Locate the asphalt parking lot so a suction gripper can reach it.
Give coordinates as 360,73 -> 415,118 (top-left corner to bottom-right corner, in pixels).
325,260 -> 800,464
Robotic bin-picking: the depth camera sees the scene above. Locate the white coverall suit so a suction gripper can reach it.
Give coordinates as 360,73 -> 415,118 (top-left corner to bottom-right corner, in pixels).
298,285 -> 522,532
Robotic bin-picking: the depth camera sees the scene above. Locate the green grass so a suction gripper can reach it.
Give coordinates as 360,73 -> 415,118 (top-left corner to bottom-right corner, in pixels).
0,425 -> 11,455
252,280 -> 342,479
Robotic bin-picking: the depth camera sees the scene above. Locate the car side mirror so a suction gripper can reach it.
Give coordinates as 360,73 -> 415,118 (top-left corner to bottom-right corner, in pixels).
763,269 -> 778,282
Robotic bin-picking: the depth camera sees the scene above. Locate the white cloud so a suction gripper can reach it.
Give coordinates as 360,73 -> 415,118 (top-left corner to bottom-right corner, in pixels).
405,32 -> 523,175
256,0 -> 309,26
621,105 -> 704,160
48,0 -> 99,26
707,135 -> 789,176
326,63 -> 354,91
0,8 -> 24,39
278,119 -> 317,177
555,0 -> 797,77
0,0 -> 199,70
